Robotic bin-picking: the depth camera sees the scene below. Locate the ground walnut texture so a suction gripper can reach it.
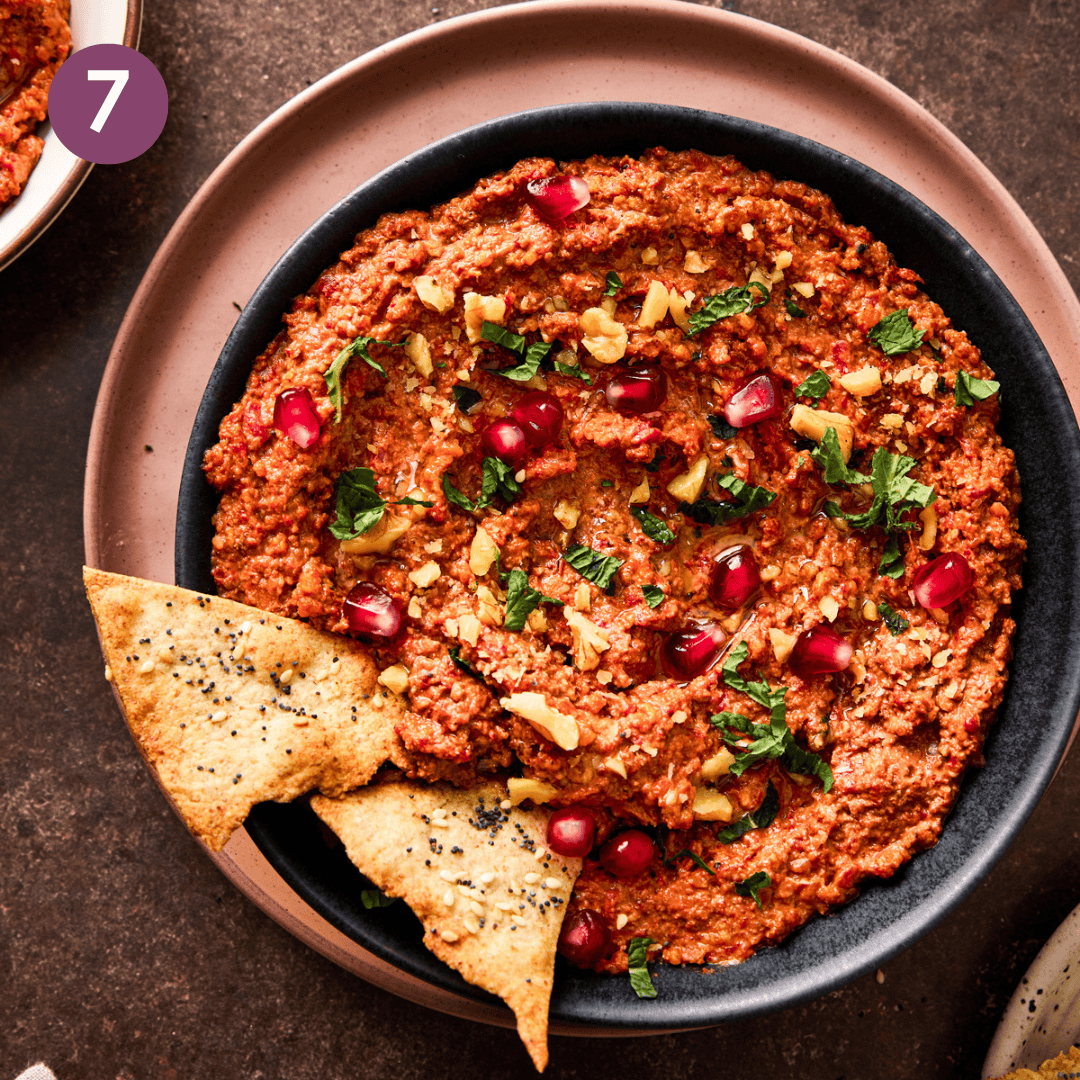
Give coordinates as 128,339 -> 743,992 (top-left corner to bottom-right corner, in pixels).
0,0 -> 70,206
204,149 -> 1023,971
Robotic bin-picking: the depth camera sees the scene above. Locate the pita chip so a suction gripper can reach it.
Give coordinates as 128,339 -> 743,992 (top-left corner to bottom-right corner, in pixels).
311,779 -> 582,1071
83,567 -> 407,851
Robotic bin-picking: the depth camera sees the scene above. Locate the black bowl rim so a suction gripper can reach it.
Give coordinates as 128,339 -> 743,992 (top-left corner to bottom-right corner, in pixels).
176,101 -> 1080,1029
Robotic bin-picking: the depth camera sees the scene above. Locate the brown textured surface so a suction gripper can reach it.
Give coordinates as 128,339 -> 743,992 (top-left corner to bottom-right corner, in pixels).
2,2 -> 1079,1078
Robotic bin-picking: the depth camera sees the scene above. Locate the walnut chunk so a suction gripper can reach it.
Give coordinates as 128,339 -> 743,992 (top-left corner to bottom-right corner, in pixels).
580,306 -> 628,364
692,789 -> 734,822
414,275 -> 455,314
463,292 -> 506,343
666,454 -> 709,503
789,404 -> 854,463
637,279 -> 670,329
501,693 -> 580,751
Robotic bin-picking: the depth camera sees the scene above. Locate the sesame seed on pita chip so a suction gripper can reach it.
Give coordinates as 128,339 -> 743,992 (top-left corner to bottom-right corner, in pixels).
311,778 -> 583,1072
83,567 -> 407,852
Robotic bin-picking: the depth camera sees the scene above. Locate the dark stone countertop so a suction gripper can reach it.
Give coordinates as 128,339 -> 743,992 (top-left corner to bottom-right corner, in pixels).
2,2 -> 1078,1078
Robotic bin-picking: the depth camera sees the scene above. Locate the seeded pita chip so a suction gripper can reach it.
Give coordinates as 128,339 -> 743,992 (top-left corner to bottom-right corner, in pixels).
310,779 -> 582,1072
83,567 -> 407,851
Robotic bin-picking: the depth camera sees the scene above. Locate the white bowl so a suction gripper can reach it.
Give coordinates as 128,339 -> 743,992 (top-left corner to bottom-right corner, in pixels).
0,0 -> 140,272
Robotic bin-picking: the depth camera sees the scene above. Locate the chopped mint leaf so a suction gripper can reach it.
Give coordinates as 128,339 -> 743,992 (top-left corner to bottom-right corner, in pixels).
810,426 -> 869,486
600,479 -> 614,488
680,473 -> 777,526
481,320 -> 554,381
442,473 -> 478,513
707,414 -> 738,440
878,600 -> 909,635
503,568 -> 563,631
716,642 -> 833,791
822,500 -> 845,518
644,449 -> 667,473
564,544 -> 622,590
329,467 -> 387,540
878,533 -> 905,578
393,495 -> 434,507
642,585 -> 665,609
627,937 -> 657,999
784,297 -> 807,318
955,370 -> 1001,407
449,645 -> 482,678
687,282 -> 769,335
604,270 -> 622,296
453,385 -> 483,413
630,505 -> 675,545
360,888 -> 397,909
480,321 -> 526,354
734,871 -> 771,910
718,781 -> 780,843
795,370 -> 831,400
868,309 -> 924,356
480,456 -> 521,505
846,448 -> 936,533
554,361 -> 592,385
324,336 -> 402,421
673,849 -> 713,873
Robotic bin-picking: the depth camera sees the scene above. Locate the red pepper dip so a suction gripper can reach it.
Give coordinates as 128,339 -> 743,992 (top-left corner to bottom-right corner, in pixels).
0,0 -> 70,207
204,149 -> 1023,974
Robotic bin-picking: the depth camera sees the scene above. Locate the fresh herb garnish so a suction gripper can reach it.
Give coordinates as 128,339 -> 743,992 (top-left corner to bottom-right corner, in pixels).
672,849 -> 713,873
642,585 -> 665,609
604,270 -> 622,296
955,370 -> 1001,407
627,937 -> 657,999
878,600 -> 909,635
715,641 -> 834,790
795,370 -> 831,400
822,500 -> 845,518
481,320 -> 554,381
480,456 -> 521,505
680,473 -> 777,526
503,569 -> 564,631
554,361 -> 593,384
784,297 -> 807,318
600,479 -> 614,488
734,871 -> 772,910
867,310 -> 924,356
394,495 -> 434,508
687,282 -> 770,335
449,645 -> 483,678
325,336 -> 403,420
630,505 -> 676,545
442,457 -> 521,513
878,533 -> 905,579
644,449 -> 667,473
329,467 -> 388,540
563,544 -> 622,590
360,888 -> 397,909
453,384 -> 483,413
811,429 -> 935,533
718,781 -> 780,844
707,414 -> 738,440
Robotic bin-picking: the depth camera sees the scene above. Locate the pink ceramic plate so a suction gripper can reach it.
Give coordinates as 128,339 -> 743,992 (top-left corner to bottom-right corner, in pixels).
83,0 -> 1080,1034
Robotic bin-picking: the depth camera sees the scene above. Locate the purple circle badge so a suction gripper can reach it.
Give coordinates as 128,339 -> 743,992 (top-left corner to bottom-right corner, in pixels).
48,44 -> 168,165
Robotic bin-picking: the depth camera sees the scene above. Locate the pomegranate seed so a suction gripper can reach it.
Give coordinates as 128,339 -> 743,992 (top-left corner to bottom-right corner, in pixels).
525,174 -> 590,222
557,909 -> 611,966
598,830 -> 655,878
788,624 -> 853,679
480,417 -> 529,468
605,364 -> 667,414
343,582 -> 405,642
724,372 -> 783,428
709,545 -> 761,609
661,623 -> 726,681
273,387 -> 321,448
913,552 -> 974,609
546,807 -> 596,858
511,391 -> 564,450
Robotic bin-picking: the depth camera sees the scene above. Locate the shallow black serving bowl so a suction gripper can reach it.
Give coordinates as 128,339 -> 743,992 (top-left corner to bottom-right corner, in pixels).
177,102 -> 1080,1029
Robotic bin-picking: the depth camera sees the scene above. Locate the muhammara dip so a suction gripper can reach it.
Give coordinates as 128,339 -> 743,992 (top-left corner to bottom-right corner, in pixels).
204,149 -> 1023,974
0,0 -> 70,207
